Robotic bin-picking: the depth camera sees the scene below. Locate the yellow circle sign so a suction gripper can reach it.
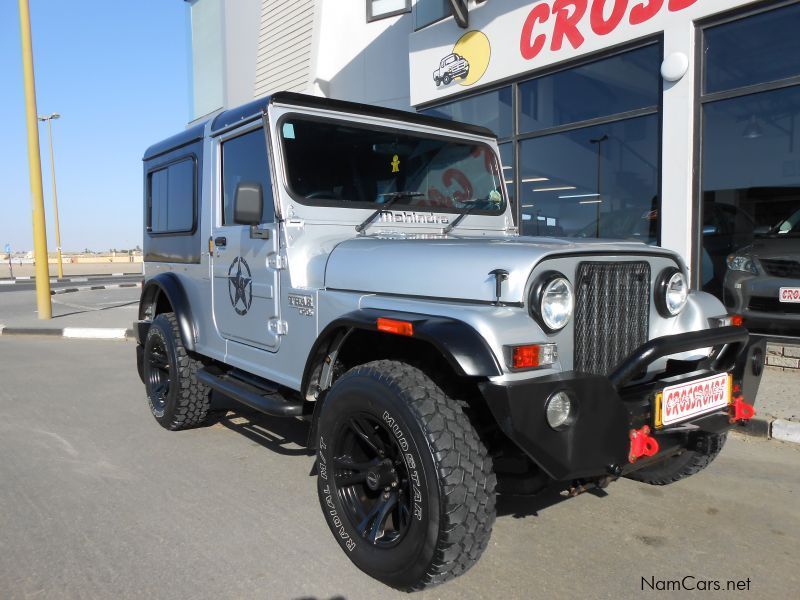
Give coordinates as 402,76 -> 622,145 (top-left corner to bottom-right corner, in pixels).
453,31 -> 491,86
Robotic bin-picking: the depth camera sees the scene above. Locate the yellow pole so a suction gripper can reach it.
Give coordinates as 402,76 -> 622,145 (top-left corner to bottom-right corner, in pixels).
18,0 -> 52,318
45,117 -> 64,279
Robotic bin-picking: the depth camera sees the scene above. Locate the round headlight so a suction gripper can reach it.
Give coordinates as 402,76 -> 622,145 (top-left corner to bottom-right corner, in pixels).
538,276 -> 574,331
656,268 -> 688,317
545,391 -> 575,430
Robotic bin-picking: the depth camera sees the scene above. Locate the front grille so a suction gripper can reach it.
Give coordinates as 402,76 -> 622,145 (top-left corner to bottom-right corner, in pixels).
760,258 -> 800,278
748,296 -> 800,314
574,262 -> 651,376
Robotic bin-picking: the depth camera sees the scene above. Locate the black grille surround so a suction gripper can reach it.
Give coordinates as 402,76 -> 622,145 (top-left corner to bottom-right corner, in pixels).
574,262 -> 651,376
759,258 -> 800,278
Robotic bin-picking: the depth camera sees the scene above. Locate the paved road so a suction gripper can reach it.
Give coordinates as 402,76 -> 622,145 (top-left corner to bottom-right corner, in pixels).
0,337 -> 798,600
0,274 -> 142,294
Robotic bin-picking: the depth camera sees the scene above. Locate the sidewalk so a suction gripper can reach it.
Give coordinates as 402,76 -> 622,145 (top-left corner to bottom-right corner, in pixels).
0,287 -> 139,340
0,263 -> 142,280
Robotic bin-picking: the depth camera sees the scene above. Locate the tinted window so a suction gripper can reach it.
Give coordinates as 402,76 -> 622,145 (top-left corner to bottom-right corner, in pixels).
368,0 -> 410,21
148,158 -> 195,233
704,3 -> 800,94
422,87 -> 513,139
221,128 -> 274,225
700,86 -> 800,294
280,117 -> 505,214
519,45 -> 661,134
415,0 -> 449,29
518,115 -> 659,242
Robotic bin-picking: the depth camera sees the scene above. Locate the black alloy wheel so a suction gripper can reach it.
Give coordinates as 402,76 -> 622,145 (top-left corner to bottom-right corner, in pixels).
332,414 -> 413,547
316,360 -> 496,591
142,312 -> 211,430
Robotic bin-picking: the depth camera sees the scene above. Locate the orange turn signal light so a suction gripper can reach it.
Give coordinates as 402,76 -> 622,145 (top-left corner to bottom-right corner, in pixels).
377,318 -> 414,337
731,314 -> 744,327
512,345 -> 541,369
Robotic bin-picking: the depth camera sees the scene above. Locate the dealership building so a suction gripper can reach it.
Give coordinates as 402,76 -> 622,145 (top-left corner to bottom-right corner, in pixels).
184,0 -> 800,332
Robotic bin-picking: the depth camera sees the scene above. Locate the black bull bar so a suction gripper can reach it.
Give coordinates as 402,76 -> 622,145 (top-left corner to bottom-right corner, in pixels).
479,326 -> 766,481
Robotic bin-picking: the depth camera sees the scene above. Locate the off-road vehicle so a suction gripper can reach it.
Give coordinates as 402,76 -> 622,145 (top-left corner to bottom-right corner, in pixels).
135,92 -> 765,591
433,53 -> 469,85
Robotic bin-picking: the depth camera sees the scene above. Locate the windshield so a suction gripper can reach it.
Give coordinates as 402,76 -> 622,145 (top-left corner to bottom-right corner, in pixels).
280,116 -> 506,215
768,208 -> 800,236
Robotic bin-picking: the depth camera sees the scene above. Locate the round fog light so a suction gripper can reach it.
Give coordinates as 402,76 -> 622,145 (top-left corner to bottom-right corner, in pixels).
546,391 -> 575,431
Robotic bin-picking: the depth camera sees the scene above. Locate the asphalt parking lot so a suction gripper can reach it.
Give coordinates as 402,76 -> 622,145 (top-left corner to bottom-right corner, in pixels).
1,337 -> 798,600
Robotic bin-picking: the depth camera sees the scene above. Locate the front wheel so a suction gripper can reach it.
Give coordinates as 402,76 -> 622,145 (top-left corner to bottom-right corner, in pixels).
316,360 -> 495,591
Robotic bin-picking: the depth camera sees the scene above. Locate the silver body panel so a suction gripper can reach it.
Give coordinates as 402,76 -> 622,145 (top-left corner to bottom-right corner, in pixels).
143,100 -> 727,393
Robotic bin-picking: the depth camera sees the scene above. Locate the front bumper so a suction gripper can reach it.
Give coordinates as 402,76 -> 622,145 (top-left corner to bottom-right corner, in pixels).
479,326 -> 766,481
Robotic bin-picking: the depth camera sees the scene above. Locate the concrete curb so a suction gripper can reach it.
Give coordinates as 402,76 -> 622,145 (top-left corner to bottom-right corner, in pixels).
0,325 -> 135,340
50,282 -> 141,295
0,275 -> 142,285
734,416 -> 800,445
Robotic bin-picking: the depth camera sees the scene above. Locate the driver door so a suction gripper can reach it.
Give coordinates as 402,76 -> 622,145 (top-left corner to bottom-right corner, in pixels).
211,124 -> 281,352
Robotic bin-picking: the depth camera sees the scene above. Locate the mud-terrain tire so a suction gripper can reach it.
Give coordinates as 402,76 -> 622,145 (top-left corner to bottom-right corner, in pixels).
315,360 -> 496,591
143,313 -> 210,430
626,433 -> 727,485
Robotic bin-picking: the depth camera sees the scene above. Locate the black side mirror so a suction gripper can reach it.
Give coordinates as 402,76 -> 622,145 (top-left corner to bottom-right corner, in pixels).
234,182 -> 263,225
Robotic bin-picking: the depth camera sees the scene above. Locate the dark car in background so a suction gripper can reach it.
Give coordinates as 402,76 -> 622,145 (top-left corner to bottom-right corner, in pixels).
724,208 -> 800,334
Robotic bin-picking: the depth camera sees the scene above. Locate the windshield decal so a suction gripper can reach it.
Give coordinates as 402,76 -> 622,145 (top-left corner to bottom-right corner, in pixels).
379,211 -> 450,225
391,154 -> 400,173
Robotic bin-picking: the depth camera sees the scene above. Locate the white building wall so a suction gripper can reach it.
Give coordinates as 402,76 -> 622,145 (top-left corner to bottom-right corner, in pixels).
309,0 -> 413,110
254,0 -> 317,97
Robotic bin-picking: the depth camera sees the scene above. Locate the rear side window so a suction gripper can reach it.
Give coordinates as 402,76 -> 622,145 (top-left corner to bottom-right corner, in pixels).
147,158 -> 196,233
221,128 -> 275,225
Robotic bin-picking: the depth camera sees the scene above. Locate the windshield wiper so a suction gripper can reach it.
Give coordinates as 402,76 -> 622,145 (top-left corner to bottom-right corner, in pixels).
355,192 -> 424,234
442,201 -> 482,235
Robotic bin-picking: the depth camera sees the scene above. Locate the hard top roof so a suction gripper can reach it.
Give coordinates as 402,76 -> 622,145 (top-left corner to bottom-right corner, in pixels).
143,92 -> 497,161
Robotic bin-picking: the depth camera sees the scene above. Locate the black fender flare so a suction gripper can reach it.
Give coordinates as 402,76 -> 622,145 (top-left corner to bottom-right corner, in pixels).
137,272 -> 197,352
303,309 -> 502,447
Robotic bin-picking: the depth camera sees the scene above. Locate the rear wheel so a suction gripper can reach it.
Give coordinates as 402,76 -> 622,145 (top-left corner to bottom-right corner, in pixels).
143,313 -> 210,430
316,360 -> 495,590
626,432 -> 727,485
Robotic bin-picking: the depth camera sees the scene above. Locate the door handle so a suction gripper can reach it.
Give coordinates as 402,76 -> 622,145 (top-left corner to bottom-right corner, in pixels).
214,236 -> 227,248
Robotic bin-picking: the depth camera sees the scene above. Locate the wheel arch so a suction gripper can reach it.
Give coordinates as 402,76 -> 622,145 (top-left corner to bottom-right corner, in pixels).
303,309 -> 502,448
138,272 -> 197,352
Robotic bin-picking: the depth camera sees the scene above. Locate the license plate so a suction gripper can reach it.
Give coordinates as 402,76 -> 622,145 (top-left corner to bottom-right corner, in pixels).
780,287 -> 800,303
654,373 -> 731,428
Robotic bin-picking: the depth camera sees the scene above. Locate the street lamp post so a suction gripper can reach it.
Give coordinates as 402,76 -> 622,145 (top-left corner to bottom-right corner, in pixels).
17,0 -> 52,318
39,112 -> 64,279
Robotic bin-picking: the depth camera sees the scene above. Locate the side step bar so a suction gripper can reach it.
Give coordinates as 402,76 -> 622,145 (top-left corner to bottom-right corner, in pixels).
197,368 -> 304,417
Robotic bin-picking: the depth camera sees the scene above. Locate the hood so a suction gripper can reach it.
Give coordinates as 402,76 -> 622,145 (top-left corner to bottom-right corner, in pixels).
740,236 -> 800,260
324,234 -> 672,304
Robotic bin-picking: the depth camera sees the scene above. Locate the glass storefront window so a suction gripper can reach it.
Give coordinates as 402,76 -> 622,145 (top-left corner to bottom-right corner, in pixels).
422,87 -> 513,139
518,45 -> 660,134
415,0 -> 449,30
704,3 -> 800,94
498,142 -> 514,208
700,86 -> 800,298
518,115 -> 659,241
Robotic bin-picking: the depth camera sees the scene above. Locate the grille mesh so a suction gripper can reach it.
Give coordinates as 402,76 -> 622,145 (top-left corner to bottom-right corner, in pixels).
760,258 -> 800,278
574,262 -> 651,376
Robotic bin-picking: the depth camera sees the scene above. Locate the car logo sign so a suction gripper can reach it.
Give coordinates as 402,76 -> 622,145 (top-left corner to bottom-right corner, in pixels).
228,257 -> 253,316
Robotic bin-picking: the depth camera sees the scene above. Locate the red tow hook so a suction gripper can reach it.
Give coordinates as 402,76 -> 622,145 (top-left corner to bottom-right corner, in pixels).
729,397 -> 756,423
629,426 -> 659,463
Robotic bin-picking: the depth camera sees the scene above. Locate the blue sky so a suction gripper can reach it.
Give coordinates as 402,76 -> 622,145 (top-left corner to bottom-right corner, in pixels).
0,1 -> 190,252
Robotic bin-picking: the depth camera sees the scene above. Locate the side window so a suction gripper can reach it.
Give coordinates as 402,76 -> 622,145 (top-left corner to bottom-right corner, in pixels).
147,158 -> 195,234
221,128 -> 275,225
